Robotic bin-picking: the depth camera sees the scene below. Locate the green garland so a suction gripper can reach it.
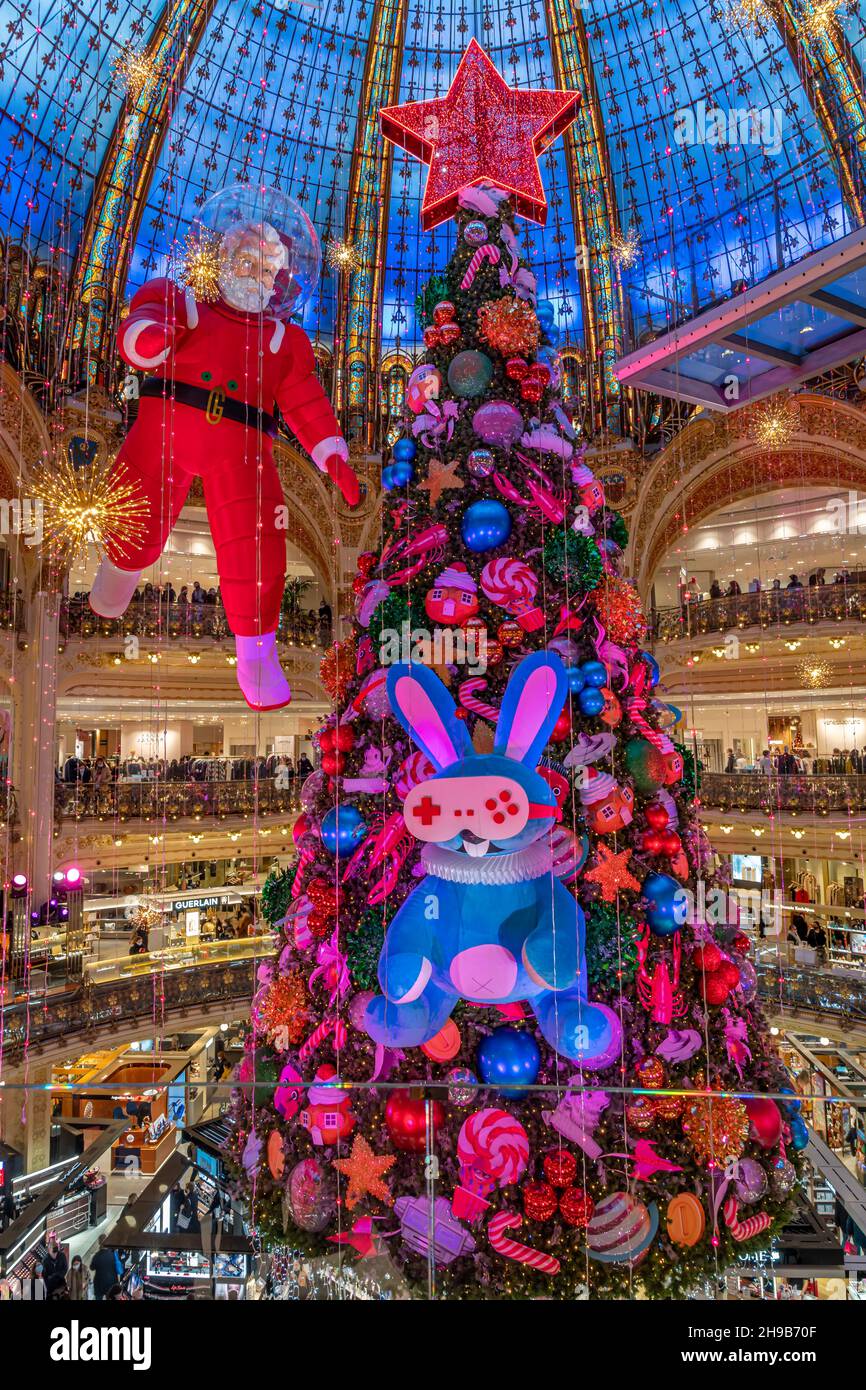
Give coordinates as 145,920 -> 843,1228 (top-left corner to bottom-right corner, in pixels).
542,529 -> 604,589
585,900 -> 639,987
347,909 -> 387,990
367,587 -> 429,660
261,864 -> 296,927
415,273 -> 450,328
603,510 -> 629,549
678,744 -> 700,800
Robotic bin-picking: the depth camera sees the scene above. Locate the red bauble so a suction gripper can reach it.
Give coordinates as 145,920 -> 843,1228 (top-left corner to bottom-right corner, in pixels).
358,551 -> 377,576
307,909 -> 332,939
307,878 -> 337,910
645,802 -> 669,831
520,381 -> 544,403
744,1096 -> 783,1150
484,640 -> 504,665
559,1188 -> 594,1228
320,750 -> 345,776
732,932 -> 751,955
319,726 -> 337,752
505,356 -> 529,380
528,362 -> 551,387
660,831 -> 682,856
497,620 -> 523,648
551,708 -> 571,741
292,812 -> 310,846
543,1150 -> 577,1188
719,959 -> 742,990
423,326 -> 442,349
433,300 -> 456,325
352,575 -> 367,596
438,322 -> 461,346
523,1181 -> 558,1222
384,1089 -> 445,1152
333,725 -> 355,752
692,943 -> 722,973
703,972 -> 730,1006
641,830 -> 663,855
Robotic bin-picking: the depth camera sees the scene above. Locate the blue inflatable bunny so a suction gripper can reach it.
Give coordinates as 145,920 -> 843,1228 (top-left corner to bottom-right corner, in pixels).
363,650 -> 622,1066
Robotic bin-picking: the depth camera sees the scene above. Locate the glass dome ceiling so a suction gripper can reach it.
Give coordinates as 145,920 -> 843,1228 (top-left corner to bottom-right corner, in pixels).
1,0 -> 864,359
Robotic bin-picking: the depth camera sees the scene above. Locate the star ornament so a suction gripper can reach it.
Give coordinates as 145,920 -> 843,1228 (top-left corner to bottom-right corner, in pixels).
333,1134 -> 396,1210
419,456 -> 465,505
584,844 -> 640,902
380,39 -> 581,229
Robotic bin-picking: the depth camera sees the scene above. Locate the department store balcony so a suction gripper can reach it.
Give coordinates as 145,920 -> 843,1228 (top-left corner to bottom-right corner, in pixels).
651,581 -> 866,646
700,771 -> 866,815
54,777 -> 302,828
58,594 -> 329,650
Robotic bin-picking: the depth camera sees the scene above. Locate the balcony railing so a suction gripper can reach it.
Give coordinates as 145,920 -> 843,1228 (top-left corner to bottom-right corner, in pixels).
54,777 -> 302,826
700,771 -> 866,814
756,957 -> 866,1026
59,595 -> 331,648
651,581 -> 866,643
1,944 -> 271,1061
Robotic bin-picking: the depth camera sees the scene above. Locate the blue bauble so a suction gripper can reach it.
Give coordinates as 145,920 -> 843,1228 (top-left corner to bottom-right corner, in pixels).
320,805 -> 367,856
536,298 -> 556,328
779,1086 -> 802,1116
643,872 -> 686,937
544,324 -> 561,348
578,686 -> 605,716
581,660 -> 607,688
461,500 -> 512,552
464,219 -> 488,245
789,1115 -> 809,1151
477,1027 -> 541,1098
393,437 -> 417,463
566,666 -> 586,693
382,461 -> 413,490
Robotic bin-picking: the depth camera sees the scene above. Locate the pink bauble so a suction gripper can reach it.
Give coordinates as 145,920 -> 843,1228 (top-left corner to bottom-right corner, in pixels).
348,990 -> 376,1030
744,1097 -> 783,1149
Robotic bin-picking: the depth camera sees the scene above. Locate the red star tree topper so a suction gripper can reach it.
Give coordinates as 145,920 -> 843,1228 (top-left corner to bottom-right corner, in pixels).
380,39 -> 581,229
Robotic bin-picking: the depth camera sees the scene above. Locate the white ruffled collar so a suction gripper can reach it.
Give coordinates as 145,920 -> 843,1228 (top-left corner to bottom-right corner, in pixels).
420,838 -> 554,885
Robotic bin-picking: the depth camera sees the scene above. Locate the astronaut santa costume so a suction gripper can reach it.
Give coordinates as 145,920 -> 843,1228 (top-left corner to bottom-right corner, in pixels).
89,215 -> 358,710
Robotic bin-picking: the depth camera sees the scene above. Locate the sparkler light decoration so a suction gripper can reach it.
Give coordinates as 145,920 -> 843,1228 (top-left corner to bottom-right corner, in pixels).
174,226 -> 224,302
802,0 -> 841,42
609,226 -> 641,269
31,457 -> 149,567
751,395 -> 795,450
326,239 -> 361,273
798,658 -> 832,689
721,0 -> 772,35
112,46 -> 155,103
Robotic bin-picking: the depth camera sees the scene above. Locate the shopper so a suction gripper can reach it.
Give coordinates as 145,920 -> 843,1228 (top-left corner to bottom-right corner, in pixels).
725,748 -> 736,773
68,1255 -> 89,1300
90,1245 -> 119,1300
42,1236 -> 68,1290
758,749 -> 773,774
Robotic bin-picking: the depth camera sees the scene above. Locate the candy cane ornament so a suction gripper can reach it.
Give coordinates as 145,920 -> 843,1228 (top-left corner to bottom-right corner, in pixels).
722,1196 -> 772,1243
488,1210 -> 561,1276
299,1017 -> 348,1062
461,244 -> 501,289
458,678 -> 499,722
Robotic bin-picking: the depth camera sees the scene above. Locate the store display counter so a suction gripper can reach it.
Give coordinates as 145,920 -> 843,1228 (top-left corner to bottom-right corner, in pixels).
112,1123 -> 178,1176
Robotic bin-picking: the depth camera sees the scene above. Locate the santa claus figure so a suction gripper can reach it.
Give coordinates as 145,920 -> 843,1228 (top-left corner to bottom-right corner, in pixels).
90,188 -> 359,711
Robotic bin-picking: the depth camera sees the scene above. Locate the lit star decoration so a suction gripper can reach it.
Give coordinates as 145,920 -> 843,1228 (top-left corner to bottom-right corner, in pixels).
722,0 -> 772,36
419,456 -> 465,505
798,657 -> 831,689
31,457 -> 149,568
585,844 -> 641,902
802,0 -> 841,41
333,1134 -> 397,1209
380,39 -> 581,229
174,226 -> 223,303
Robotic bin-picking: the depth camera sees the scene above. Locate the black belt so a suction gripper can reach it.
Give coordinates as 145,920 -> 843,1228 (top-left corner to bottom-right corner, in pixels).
140,378 -> 277,437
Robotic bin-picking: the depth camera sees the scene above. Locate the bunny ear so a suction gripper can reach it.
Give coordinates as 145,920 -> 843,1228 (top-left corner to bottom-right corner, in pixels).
494,651 -> 568,767
386,663 -> 471,771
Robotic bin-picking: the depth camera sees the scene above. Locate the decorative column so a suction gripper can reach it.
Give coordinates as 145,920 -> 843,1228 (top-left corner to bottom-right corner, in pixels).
67,0 -> 215,387
337,0 -> 409,445
545,0 -> 625,423
777,1 -> 866,223
11,581 -> 61,911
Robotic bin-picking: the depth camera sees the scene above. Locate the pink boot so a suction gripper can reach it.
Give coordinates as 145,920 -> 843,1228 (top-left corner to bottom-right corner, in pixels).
236,632 -> 292,711
89,559 -> 143,618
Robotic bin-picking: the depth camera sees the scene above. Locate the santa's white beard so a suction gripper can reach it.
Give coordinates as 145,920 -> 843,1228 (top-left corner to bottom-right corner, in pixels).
219,274 -> 272,313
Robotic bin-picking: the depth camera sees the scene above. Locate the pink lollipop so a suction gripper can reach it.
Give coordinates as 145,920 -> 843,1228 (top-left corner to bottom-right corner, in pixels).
394,750 -> 436,800
458,1108 -> 529,1187
480,558 -> 543,632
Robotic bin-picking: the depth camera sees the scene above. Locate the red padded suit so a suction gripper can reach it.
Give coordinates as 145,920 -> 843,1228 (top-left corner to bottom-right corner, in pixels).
111,278 -> 344,635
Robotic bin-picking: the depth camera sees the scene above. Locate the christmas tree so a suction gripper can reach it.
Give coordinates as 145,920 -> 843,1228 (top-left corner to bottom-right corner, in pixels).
228,53 -> 802,1299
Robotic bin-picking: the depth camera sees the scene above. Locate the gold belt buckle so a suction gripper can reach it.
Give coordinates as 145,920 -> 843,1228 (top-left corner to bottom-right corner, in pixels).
205,386 -> 225,424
